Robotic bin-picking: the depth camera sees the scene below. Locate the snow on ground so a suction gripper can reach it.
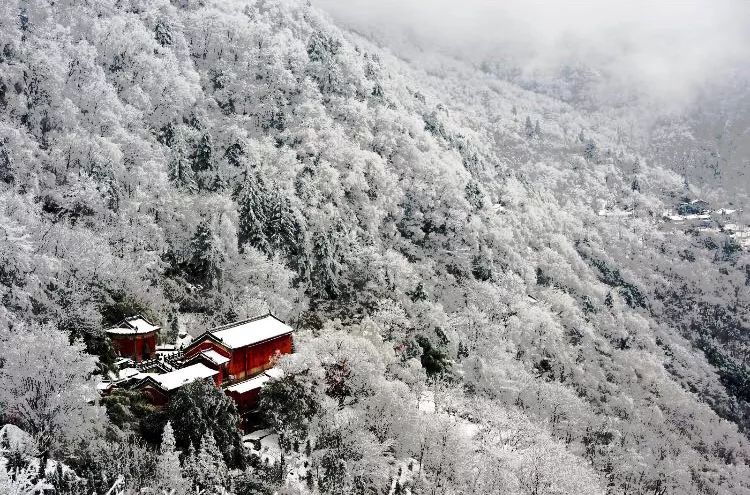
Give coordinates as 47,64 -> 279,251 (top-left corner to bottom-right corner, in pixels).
0,424 -> 78,481
244,429 -> 280,465
418,391 -> 435,413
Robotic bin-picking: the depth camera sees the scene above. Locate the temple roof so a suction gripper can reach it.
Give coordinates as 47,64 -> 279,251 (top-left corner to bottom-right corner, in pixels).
208,314 -> 292,350
106,315 -> 160,335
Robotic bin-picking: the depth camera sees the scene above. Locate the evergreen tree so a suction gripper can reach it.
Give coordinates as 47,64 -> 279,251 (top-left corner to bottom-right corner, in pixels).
224,141 -> 244,168
584,139 -> 598,161
194,132 -> 213,172
154,17 -> 172,47
151,422 -> 190,495
167,380 -> 244,468
237,173 -> 270,254
186,431 -> 229,492
186,221 -> 223,287
525,116 -> 534,137
194,132 -> 217,190
311,230 -> 340,299
168,130 -> 197,192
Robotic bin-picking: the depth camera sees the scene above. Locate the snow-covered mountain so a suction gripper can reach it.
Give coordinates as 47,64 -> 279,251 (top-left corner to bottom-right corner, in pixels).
0,0 -> 749,493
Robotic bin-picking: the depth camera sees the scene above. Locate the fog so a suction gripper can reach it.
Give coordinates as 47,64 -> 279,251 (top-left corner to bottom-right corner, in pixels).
312,0 -> 750,108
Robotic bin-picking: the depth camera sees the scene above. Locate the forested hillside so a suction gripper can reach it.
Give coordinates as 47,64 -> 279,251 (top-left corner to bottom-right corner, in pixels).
1,0 -> 749,493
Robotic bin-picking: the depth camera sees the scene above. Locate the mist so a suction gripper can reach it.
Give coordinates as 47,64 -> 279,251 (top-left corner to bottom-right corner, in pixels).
312,0 -> 750,108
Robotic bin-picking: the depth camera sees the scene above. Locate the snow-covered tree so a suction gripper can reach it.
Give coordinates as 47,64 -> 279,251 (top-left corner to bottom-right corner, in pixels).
0,323 -> 104,460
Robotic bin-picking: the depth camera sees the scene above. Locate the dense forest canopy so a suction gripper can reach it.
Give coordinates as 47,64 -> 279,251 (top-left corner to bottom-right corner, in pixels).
0,0 -> 749,493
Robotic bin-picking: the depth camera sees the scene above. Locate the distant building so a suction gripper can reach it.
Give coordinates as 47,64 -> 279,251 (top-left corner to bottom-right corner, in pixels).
226,367 -> 284,428
134,363 -> 220,406
678,199 -> 710,216
101,313 -> 294,429
183,314 -> 293,384
714,208 -> 737,217
106,315 -> 160,362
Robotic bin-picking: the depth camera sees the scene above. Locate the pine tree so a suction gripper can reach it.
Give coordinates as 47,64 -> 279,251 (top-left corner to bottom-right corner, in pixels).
605,292 -> 614,308
153,422 -> 190,495
631,177 -> 640,192
311,230 -> 340,299
534,119 -> 541,138
267,192 -> 300,257
237,173 -> 270,254
584,139 -> 598,161
194,133 -> 213,172
187,221 -> 222,287
194,132 -> 217,190
154,18 -> 172,47
525,116 -> 534,137
267,191 -> 285,251
224,141 -> 244,168
168,131 -> 197,192
168,380 -> 244,469
188,431 -> 228,492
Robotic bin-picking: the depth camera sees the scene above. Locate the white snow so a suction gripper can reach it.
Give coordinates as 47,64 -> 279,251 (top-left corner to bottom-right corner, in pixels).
226,373 -> 270,394
210,315 -> 292,349
597,209 -> 632,217
150,363 -> 217,391
243,428 -> 274,442
107,315 -> 159,335
117,367 -> 140,380
106,327 -> 141,335
418,391 -> 436,413
199,349 -> 230,365
175,332 -> 193,349
263,366 -> 284,379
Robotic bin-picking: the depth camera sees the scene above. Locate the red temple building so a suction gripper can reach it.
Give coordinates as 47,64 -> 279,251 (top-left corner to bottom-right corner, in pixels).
103,313 -> 293,427
135,363 -> 220,406
183,314 -> 293,384
106,315 -> 160,362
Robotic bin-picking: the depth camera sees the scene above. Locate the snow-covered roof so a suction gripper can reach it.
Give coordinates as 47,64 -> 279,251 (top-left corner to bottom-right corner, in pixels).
264,367 -> 284,380
243,428 -> 274,442
117,367 -> 140,380
597,209 -> 632,217
209,315 -> 293,349
226,374 -> 270,394
107,315 -> 160,335
107,327 -> 140,335
200,349 -> 230,366
150,363 -> 217,391
226,367 -> 282,394
115,358 -> 134,367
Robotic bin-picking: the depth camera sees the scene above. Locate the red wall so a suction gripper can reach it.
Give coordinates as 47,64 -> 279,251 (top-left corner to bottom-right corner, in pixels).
111,332 -> 157,362
140,384 -> 169,407
226,387 -> 262,413
184,341 -> 231,360
227,334 -> 292,381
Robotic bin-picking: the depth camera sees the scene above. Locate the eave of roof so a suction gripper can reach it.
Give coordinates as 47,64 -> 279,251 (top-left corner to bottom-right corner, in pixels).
209,314 -> 293,349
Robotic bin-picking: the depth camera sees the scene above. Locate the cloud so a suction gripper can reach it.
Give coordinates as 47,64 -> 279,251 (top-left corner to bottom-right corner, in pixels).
312,0 -> 750,107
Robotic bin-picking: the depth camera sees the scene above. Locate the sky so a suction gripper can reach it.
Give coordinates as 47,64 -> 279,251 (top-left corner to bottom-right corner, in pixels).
312,0 -> 750,108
